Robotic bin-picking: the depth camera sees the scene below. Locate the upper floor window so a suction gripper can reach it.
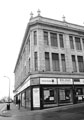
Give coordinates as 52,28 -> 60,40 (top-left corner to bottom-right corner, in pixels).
59,34 -> 64,48
29,58 -> 30,72
82,38 -> 84,49
77,56 -> 84,72
72,55 -> 77,72
45,52 -> 50,71
44,31 -> 49,45
34,31 -> 37,45
34,52 -> 38,71
75,37 -> 82,50
69,36 -> 74,49
50,33 -> 58,47
52,53 -> 60,71
61,54 -> 66,72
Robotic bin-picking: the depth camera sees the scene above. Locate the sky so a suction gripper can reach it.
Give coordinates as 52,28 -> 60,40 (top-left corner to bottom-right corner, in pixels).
0,0 -> 84,99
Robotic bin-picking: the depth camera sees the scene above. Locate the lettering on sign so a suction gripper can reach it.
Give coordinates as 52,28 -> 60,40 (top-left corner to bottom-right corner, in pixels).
74,79 -> 84,84
58,78 -> 73,84
40,78 -> 57,84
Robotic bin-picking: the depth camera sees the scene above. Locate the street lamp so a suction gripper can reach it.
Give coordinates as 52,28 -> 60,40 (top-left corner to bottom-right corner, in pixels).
4,76 -> 10,110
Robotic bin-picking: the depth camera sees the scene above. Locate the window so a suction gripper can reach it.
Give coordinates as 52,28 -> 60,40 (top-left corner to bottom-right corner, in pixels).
45,52 -> 50,71
28,36 -> 30,53
61,54 -> 66,72
29,58 -> 30,72
50,33 -> 58,47
77,56 -> 84,72
44,31 -> 49,45
52,53 -> 60,71
59,88 -> 72,103
43,88 -> 56,104
34,52 -> 38,71
72,55 -> 77,72
34,31 -> 37,45
69,36 -> 74,49
59,34 -> 64,48
82,38 -> 84,49
75,37 -> 82,50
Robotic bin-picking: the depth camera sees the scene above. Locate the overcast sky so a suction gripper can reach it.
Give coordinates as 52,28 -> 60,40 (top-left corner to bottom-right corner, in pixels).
0,0 -> 84,99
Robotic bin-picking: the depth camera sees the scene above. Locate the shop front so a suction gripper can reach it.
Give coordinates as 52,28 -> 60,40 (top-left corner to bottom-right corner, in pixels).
40,78 -> 58,108
58,78 -> 73,105
39,78 -> 73,109
73,79 -> 84,103
58,87 -> 73,104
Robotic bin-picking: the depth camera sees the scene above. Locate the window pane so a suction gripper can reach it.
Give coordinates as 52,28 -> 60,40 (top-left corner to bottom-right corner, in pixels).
77,56 -> 84,72
72,55 -> 77,72
45,52 -> 50,71
82,38 -> 84,49
59,34 -> 64,48
44,31 -> 49,45
52,53 -> 60,71
75,37 -> 82,50
34,31 -> 37,45
69,36 -> 74,49
34,52 -> 38,71
61,54 -> 66,72
43,88 -> 56,104
50,33 -> 58,47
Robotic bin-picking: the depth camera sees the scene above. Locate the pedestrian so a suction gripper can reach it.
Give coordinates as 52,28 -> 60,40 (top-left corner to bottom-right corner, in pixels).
18,99 -> 21,109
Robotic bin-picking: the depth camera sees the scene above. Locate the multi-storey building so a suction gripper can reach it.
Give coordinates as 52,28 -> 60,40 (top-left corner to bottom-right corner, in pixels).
14,11 -> 84,110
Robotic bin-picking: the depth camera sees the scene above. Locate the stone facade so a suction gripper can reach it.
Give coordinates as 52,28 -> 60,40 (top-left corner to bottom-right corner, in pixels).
14,15 -> 84,109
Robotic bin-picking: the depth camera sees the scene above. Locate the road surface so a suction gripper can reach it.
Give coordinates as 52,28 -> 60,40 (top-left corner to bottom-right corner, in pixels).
0,103 -> 84,120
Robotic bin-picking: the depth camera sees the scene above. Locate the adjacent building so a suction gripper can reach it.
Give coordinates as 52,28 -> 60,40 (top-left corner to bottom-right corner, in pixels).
14,11 -> 84,110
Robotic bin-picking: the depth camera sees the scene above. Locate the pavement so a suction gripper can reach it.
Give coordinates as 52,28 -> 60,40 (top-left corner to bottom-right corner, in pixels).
0,102 -> 84,118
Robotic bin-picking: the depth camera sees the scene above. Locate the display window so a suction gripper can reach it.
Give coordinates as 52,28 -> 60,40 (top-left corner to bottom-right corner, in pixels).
75,87 -> 84,102
43,88 -> 57,104
59,88 -> 72,104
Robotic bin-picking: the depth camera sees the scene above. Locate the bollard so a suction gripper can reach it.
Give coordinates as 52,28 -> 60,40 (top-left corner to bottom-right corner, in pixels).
7,104 -> 10,110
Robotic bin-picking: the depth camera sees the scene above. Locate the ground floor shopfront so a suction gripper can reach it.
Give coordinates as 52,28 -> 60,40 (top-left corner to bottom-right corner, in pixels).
14,77 -> 84,110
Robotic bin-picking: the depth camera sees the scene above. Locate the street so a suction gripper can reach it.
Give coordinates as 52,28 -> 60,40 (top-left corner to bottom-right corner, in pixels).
0,103 -> 84,120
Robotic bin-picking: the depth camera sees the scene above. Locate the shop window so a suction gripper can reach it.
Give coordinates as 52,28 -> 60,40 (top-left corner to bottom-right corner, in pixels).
75,88 -> 84,102
59,88 -> 72,103
43,88 -> 56,104
25,88 -> 31,108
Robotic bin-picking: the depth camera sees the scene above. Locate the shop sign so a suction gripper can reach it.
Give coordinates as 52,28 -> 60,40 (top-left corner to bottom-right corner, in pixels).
40,78 -> 57,85
33,88 -> 40,108
74,79 -> 84,84
58,78 -> 73,84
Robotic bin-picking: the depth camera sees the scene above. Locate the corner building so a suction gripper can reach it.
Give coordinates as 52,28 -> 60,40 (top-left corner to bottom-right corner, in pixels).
14,13 -> 84,110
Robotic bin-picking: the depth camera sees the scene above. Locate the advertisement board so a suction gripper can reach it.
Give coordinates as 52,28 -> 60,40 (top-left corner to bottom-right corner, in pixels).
33,88 -> 40,108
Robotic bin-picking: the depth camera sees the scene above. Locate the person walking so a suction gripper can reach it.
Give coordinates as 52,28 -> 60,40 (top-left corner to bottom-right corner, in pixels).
18,99 -> 21,110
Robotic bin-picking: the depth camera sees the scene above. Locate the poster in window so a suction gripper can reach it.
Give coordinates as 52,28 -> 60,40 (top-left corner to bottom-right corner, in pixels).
33,88 -> 40,108
59,89 -> 65,100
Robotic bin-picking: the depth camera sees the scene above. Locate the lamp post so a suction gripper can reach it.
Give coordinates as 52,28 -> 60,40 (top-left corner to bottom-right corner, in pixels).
4,76 -> 10,110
